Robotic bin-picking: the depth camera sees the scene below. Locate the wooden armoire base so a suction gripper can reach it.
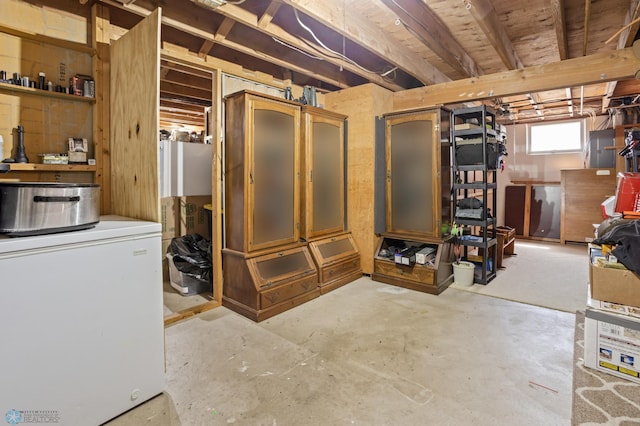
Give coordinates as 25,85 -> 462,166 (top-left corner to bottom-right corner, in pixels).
308,232 -> 362,294
371,235 -> 454,295
222,245 -> 320,322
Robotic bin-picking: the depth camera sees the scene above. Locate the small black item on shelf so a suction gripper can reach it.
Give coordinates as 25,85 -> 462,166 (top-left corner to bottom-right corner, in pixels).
13,125 -> 28,164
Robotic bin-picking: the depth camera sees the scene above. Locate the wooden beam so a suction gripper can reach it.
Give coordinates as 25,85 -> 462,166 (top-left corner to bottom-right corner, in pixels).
279,0 -> 451,85
258,0 -> 281,29
549,0 -> 568,60
103,0 -> 358,90
380,0 -> 480,77
102,0 -> 389,90
214,3 -> 404,90
198,39 -> 214,58
160,81 -> 211,102
465,0 -> 523,70
393,45 -> 640,111
214,16 -> 235,42
602,0 -> 640,111
583,0 -> 591,56
162,69 -> 211,90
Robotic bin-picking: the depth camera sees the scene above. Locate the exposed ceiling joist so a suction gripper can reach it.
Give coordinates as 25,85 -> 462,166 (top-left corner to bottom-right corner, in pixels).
464,0 -> 524,70
214,16 -> 235,42
394,45 -> 640,111
603,0 -> 640,111
380,0 -> 480,77
212,2 -> 405,90
549,0 -> 569,60
101,0 -> 361,90
198,39 -> 215,57
583,0 -> 591,56
279,0 -> 451,85
160,81 -> 212,102
258,0 -> 282,29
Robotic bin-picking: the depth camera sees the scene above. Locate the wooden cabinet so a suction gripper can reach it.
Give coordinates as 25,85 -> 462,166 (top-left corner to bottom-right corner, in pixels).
372,108 -> 454,294
301,106 -> 361,292
0,25 -> 97,184
372,237 -> 454,294
561,168 -> 617,243
223,91 -> 320,321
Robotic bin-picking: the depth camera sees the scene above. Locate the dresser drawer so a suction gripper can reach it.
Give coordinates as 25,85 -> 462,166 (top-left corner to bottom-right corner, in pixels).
260,274 -> 318,308
320,255 -> 360,284
374,259 -> 434,285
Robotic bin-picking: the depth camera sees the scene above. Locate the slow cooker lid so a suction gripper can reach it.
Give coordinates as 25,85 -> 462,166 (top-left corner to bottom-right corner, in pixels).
0,182 -> 100,188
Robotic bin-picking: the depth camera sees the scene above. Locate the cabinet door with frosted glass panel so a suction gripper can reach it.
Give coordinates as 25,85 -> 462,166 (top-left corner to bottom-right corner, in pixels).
302,107 -> 346,239
385,110 -> 442,238
248,98 -> 301,251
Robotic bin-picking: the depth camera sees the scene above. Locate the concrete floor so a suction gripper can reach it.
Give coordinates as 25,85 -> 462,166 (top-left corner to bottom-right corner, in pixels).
107,276 -> 575,426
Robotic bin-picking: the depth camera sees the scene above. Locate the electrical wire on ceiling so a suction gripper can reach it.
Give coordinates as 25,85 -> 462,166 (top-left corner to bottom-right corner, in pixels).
271,37 -> 325,60
291,8 -> 392,78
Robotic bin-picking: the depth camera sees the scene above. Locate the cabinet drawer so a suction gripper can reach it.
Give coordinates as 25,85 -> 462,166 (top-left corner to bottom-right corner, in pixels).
320,256 -> 360,283
374,259 -> 434,285
260,274 -> 318,308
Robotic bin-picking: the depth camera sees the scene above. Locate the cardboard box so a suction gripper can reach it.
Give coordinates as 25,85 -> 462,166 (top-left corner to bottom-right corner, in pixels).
588,290 -> 640,320
584,308 -> 640,384
590,262 -> 640,309
161,197 -> 179,240
179,195 -> 210,237
162,238 -> 173,281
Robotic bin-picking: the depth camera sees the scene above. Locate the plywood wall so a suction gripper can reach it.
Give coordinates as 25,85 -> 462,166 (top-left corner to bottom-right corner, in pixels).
0,32 -> 93,161
109,9 -> 160,221
324,83 -> 393,274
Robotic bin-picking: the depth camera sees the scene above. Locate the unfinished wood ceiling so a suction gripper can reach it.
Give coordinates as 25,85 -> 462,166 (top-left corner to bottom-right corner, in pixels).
45,0 -> 640,123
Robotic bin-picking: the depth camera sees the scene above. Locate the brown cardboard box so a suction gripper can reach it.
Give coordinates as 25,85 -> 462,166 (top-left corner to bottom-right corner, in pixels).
179,195 -> 211,237
162,238 -> 173,281
591,262 -> 640,309
161,197 -> 179,240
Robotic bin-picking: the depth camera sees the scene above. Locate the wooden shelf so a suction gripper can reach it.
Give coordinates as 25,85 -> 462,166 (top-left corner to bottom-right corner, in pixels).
8,163 -> 96,172
0,82 -> 95,103
0,24 -> 95,55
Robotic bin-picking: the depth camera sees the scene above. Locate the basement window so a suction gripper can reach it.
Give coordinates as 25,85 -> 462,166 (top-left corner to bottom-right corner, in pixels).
527,119 -> 584,154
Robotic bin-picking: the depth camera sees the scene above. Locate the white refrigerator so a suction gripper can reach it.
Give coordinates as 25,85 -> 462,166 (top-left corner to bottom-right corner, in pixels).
0,216 -> 165,425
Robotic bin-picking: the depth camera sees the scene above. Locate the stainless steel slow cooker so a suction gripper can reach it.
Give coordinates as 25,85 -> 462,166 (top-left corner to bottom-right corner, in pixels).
0,182 -> 100,236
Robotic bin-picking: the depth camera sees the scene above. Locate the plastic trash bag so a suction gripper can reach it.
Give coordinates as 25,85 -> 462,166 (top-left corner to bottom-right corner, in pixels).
169,233 -> 212,282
